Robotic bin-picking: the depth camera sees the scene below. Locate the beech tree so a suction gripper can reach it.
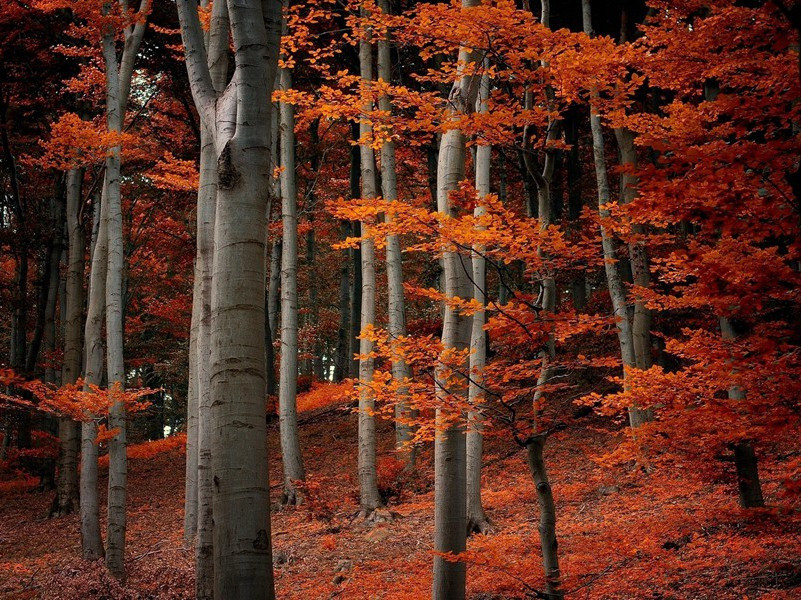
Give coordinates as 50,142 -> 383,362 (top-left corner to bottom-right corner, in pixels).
356,3 -> 383,518
278,37 -> 305,505
177,0 -> 282,595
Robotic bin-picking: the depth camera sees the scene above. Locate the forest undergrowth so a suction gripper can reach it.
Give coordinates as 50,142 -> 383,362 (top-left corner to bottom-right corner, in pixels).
2,386 -> 799,600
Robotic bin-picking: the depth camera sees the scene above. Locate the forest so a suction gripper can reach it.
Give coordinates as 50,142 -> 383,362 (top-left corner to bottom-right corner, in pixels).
0,0 -> 800,598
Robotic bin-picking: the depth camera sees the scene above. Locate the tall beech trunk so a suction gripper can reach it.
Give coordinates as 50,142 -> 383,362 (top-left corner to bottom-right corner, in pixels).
433,2 -> 481,595
81,178 -> 108,562
194,8 -> 230,592
377,0 -> 415,467
54,167 -> 83,517
278,63 -> 305,504
306,119 -> 324,380
583,0 -> 651,429
177,0 -> 282,595
357,10 -> 383,516
467,70 -> 491,535
101,5 -> 148,576
614,127 -> 653,373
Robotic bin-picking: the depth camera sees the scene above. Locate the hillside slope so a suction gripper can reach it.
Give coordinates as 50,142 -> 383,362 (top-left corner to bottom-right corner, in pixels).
1,404 -> 799,599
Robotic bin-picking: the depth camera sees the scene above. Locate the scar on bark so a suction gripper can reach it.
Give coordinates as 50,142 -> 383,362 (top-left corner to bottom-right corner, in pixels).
217,142 -> 241,189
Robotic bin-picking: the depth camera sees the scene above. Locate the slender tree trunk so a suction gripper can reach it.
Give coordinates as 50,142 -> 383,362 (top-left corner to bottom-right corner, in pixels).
432,2 -> 481,594
467,70 -> 491,534
357,10 -> 384,516
614,127 -> 652,371
278,63 -> 305,504
101,7 -> 148,573
102,55 -> 128,582
195,123 -> 217,600
54,168 -> 82,517
377,0 -> 415,468
81,179 -> 108,562
525,435 -> 563,600
583,0 -> 651,428
307,119 -> 324,380
195,4 -> 229,593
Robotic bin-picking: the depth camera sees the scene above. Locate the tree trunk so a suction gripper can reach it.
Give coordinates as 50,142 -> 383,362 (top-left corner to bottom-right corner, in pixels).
357,10 -> 383,516
81,178 -> 107,562
377,0 -> 416,468
525,435 -> 563,600
734,442 -> 765,508
432,2 -> 481,592
614,127 -> 652,371
278,63 -> 305,505
467,70 -> 491,535
178,0 -> 282,594
195,120 -> 218,600
54,167 -> 82,517
101,7 -> 148,574
583,0 -> 651,428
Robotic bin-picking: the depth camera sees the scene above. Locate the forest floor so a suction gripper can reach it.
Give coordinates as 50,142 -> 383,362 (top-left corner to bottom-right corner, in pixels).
1,396 -> 800,600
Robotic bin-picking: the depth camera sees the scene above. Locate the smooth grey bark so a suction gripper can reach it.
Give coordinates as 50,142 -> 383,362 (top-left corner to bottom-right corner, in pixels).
177,0 -> 282,596
583,0 -> 652,428
54,168 -> 83,517
278,62 -> 305,504
101,3 -> 148,576
377,0 -> 416,467
466,70 -> 491,535
80,179 -> 108,562
357,10 -> 384,516
432,2 -> 482,595
614,126 -> 652,372
195,5 -> 229,595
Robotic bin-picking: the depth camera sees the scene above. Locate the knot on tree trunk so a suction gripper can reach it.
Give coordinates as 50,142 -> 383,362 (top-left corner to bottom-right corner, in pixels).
217,142 -> 240,190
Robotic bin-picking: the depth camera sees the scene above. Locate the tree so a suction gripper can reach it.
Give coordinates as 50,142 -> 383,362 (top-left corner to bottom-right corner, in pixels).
356,2 -> 383,518
432,0 -> 482,596
177,0 -> 282,595
278,22 -> 306,505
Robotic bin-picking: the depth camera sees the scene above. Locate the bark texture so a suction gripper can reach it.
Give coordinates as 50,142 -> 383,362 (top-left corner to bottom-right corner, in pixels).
177,0 -> 282,595
278,62 -> 305,505
377,0 -> 415,467
467,70 -> 491,535
357,12 -> 383,515
432,2 -> 482,594
54,167 -> 83,517
80,179 -> 107,562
